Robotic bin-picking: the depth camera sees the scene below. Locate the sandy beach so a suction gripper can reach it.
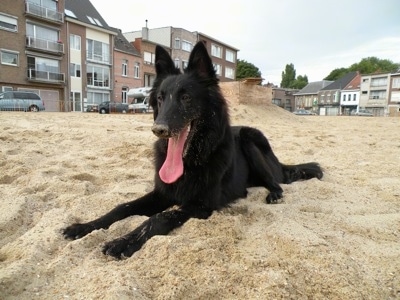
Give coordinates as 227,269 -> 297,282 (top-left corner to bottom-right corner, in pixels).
0,105 -> 399,299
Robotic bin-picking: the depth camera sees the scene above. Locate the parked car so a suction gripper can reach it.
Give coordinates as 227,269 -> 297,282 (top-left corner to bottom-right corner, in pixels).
0,91 -> 45,112
293,109 -> 315,115
98,101 -> 129,114
351,109 -> 373,116
128,97 -> 152,113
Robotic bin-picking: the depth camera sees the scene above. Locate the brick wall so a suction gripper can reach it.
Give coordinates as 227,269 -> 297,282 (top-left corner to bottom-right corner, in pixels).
219,82 -> 272,106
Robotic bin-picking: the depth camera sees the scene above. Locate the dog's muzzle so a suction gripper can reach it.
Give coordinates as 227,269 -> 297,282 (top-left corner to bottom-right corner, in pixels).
152,124 -> 171,138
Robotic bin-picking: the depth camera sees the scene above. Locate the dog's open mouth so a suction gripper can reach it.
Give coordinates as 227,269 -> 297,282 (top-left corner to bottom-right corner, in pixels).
159,125 -> 191,184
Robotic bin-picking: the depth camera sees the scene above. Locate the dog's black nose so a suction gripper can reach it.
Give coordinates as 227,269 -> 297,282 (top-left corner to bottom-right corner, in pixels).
152,124 -> 170,138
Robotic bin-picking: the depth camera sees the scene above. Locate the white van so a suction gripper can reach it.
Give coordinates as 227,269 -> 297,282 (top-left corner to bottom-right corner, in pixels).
128,97 -> 152,113
0,91 -> 45,112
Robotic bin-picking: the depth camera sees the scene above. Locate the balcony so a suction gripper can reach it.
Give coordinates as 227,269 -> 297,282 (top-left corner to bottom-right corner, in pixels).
25,1 -> 64,24
27,68 -> 65,83
86,51 -> 111,64
26,36 -> 64,54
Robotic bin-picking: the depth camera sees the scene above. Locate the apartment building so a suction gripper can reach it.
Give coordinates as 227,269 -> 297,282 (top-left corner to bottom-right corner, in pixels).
359,73 -> 391,116
388,73 -> 400,117
197,32 -> 238,81
124,26 -> 239,83
112,28 -> 141,104
0,0 -> 67,111
131,35 -> 160,88
65,0 -> 116,112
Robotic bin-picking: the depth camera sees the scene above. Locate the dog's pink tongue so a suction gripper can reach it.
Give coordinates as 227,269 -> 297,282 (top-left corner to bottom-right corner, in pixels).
159,128 -> 188,184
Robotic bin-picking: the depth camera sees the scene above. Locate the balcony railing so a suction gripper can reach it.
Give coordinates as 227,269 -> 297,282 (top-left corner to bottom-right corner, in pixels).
25,1 -> 64,23
27,68 -> 65,83
86,51 -> 111,64
26,36 -> 64,54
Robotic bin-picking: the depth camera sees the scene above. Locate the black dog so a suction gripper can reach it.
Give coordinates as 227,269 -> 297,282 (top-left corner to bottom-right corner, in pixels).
63,42 -> 323,259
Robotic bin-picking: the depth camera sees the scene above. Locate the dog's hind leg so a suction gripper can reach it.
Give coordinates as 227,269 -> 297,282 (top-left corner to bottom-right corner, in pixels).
63,190 -> 173,240
239,127 -> 284,204
244,144 -> 284,203
102,205 -> 212,258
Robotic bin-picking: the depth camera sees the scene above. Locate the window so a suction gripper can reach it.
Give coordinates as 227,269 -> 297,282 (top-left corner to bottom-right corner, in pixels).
369,90 -> 386,99
70,34 -> 81,50
213,63 -> 221,76
27,56 -> 63,82
392,78 -> 400,88
1,50 -> 18,66
182,60 -> 188,70
27,56 -> 59,73
211,44 -> 222,58
27,23 -> 58,42
87,16 -> 103,27
70,63 -> 81,77
87,91 -> 109,104
371,77 -> 387,87
87,39 -> 110,63
31,0 -> 57,10
225,67 -> 235,79
65,9 -> 77,18
272,98 -> 282,106
174,38 -> 180,49
343,94 -> 346,101
182,41 -> 192,52
86,65 -> 110,87
134,62 -> 140,78
174,58 -> 180,69
2,86 -> 13,92
0,13 -> 18,32
143,51 -> 155,64
353,94 -> 357,101
122,59 -> 128,76
226,49 -> 235,62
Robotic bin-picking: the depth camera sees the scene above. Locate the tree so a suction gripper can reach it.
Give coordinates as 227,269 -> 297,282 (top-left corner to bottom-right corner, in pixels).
236,59 -> 262,80
291,75 -> 309,89
324,57 -> 400,80
280,63 -> 296,88
324,67 -> 348,81
280,64 -> 308,89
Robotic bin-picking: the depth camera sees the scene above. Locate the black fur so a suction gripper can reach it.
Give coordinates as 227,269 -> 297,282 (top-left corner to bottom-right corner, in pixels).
63,42 -> 323,259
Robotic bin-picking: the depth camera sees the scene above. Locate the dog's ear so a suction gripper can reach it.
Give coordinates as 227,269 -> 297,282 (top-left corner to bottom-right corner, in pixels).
155,46 -> 177,77
186,42 -> 216,79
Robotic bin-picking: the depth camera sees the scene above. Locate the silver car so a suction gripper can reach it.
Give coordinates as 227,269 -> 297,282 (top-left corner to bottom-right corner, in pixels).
293,109 -> 316,115
351,109 -> 373,116
0,91 -> 45,112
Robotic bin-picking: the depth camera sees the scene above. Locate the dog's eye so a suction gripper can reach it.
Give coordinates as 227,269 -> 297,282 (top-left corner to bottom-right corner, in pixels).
157,95 -> 164,109
181,94 -> 191,103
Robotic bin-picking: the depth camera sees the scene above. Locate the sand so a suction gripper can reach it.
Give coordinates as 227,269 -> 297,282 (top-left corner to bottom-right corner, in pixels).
0,105 -> 399,299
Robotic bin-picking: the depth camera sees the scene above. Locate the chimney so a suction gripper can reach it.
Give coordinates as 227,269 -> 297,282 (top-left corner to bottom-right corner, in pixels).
142,19 -> 149,40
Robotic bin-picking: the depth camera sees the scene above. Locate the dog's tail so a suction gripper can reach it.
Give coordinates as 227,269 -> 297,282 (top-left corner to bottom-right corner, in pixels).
282,163 -> 323,184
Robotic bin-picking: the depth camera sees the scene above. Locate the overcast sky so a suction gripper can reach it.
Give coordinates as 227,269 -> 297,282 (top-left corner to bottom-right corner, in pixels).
91,0 -> 400,85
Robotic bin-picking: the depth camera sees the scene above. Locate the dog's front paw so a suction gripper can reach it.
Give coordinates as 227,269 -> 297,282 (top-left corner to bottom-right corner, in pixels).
102,237 -> 143,259
266,191 -> 283,204
63,223 -> 95,240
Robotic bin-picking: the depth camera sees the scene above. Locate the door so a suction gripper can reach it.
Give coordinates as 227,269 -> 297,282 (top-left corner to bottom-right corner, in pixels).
70,91 -> 82,112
